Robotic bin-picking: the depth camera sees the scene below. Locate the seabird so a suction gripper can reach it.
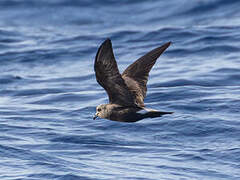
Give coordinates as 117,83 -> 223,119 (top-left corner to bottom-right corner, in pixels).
93,38 -> 173,122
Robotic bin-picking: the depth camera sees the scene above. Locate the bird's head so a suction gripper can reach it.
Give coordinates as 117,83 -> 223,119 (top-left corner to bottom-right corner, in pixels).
93,104 -> 109,120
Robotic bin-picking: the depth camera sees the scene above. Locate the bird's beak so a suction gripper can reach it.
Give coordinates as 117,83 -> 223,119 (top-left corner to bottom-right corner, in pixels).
93,113 -> 98,120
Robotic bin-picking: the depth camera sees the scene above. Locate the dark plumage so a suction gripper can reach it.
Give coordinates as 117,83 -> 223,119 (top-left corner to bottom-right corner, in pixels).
94,38 -> 173,122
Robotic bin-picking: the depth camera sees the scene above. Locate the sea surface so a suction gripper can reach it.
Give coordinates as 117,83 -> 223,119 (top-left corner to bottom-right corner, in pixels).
0,0 -> 240,179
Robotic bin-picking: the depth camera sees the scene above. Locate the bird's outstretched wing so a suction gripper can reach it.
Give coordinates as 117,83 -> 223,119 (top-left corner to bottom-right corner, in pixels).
94,39 -> 137,107
122,42 -> 171,105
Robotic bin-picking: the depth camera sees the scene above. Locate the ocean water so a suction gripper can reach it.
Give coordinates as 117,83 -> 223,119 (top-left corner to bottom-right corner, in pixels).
0,0 -> 240,179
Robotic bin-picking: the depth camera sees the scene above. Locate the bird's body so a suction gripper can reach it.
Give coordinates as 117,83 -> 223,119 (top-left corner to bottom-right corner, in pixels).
95,104 -> 172,122
94,38 -> 173,122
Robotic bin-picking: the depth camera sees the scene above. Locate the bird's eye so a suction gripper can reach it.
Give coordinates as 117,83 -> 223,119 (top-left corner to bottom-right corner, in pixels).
97,108 -> 101,112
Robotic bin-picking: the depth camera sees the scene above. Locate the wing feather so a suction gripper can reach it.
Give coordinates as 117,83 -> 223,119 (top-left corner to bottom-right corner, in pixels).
94,39 -> 137,107
122,42 -> 171,105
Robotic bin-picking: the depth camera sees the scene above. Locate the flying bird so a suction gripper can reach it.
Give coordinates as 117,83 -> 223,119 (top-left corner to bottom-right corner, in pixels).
94,38 -> 173,122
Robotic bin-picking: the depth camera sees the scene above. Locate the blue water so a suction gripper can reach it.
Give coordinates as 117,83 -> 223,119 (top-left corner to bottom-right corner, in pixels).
1,0 -> 240,179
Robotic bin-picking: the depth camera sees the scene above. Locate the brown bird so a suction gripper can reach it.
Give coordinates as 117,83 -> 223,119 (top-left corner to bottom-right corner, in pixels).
93,38 -> 173,122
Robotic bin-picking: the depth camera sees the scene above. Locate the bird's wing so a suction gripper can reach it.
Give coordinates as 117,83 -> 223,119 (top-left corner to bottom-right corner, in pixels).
122,42 -> 171,102
94,39 -> 137,107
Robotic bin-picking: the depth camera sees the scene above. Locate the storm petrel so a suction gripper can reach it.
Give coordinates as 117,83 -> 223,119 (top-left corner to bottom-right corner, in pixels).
94,39 -> 173,122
